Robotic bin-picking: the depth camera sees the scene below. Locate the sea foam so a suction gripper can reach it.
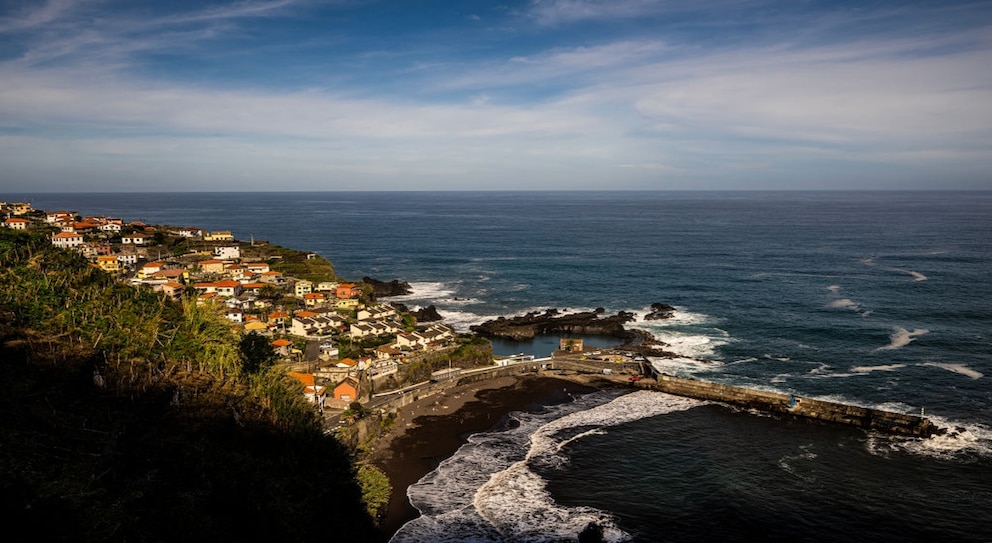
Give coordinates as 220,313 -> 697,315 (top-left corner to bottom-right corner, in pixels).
875,327 -> 929,351
392,390 -> 704,542
922,362 -> 983,380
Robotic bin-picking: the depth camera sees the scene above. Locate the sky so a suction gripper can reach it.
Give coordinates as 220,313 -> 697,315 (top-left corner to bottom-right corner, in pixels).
0,0 -> 990,192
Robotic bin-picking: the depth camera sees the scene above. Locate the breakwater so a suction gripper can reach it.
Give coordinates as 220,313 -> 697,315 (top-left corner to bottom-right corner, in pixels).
547,357 -> 938,438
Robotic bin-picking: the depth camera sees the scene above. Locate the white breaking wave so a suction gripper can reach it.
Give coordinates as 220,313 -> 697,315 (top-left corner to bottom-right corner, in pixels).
648,356 -> 723,377
851,364 -> 908,373
875,327 -> 929,351
391,391 -> 705,543
389,281 -> 457,301
922,362 -> 983,380
827,298 -> 860,310
868,416 -> 992,460
473,391 -> 705,542
908,270 -> 928,282
632,306 -> 715,326
433,309 -> 492,333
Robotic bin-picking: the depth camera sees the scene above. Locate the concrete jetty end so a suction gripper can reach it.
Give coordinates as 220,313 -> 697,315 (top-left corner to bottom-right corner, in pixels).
547,353 -> 940,438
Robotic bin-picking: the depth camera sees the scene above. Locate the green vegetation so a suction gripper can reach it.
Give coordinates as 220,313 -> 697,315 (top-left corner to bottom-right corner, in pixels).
242,243 -> 338,283
387,335 -> 494,387
0,229 -> 384,541
239,331 -> 277,377
357,464 -> 392,522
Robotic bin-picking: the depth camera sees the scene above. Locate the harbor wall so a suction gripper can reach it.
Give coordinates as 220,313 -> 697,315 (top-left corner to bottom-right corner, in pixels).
548,357 -> 936,437
638,371 -> 937,437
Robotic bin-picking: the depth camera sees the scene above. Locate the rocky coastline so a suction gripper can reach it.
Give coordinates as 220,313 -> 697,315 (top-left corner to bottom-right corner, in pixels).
469,307 -> 637,340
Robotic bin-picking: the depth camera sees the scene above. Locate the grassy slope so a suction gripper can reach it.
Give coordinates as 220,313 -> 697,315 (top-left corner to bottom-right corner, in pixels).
0,230 -> 383,542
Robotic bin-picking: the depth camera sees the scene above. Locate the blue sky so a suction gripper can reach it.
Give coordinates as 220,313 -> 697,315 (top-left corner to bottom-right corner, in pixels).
1,0 -> 990,191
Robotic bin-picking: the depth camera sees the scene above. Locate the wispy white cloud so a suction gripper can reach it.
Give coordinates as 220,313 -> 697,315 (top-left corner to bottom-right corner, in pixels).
0,0 -> 77,33
527,0 -> 672,26
1,1 -> 990,190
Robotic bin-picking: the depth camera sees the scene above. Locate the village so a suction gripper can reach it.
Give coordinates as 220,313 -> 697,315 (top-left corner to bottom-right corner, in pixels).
1,201 -> 474,417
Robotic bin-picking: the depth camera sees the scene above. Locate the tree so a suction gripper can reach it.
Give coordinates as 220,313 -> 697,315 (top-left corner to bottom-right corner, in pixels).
239,332 -> 277,377
356,464 -> 391,523
258,284 -> 281,301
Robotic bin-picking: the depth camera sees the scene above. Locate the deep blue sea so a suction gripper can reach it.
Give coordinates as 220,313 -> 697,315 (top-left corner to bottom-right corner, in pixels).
19,191 -> 992,542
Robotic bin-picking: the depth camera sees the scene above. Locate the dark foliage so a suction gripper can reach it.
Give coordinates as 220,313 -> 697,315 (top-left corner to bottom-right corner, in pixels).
0,230 -> 385,542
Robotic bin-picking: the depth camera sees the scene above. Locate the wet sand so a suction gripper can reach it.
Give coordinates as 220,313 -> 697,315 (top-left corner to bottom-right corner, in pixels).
371,374 -> 604,539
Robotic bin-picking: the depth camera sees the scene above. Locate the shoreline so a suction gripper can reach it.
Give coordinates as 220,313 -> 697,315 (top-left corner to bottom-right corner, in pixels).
370,374 -> 614,539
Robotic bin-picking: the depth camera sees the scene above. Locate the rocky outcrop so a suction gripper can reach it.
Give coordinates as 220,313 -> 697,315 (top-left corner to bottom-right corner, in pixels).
644,303 -> 676,320
392,303 -> 444,323
411,305 -> 443,323
470,308 -> 637,341
362,277 -> 413,297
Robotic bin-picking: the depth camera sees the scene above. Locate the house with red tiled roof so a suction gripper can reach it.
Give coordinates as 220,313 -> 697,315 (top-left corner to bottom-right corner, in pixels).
45,211 -> 75,223
240,282 -> 267,295
73,222 -> 100,234
271,338 -> 293,357
288,372 -> 327,408
151,268 -> 188,282
193,280 -> 243,297
159,281 -> 185,300
51,231 -> 84,249
303,292 -> 327,307
335,283 -> 361,299
139,261 -> 166,278
259,271 -> 285,285
332,376 -> 360,406
4,217 -> 29,230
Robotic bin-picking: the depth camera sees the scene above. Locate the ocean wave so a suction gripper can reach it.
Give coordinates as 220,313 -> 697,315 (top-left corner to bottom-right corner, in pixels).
433,309 -> 492,333
921,362 -> 983,379
473,391 -> 705,542
632,306 -> 716,326
850,364 -> 908,373
648,356 -> 723,377
388,281 -> 458,302
868,417 -> 992,460
827,298 -> 860,310
875,327 -> 929,351
777,444 -> 818,483
392,391 -> 705,542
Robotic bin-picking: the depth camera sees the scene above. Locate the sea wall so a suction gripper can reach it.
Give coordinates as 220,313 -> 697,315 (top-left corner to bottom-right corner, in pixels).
637,371 -> 937,438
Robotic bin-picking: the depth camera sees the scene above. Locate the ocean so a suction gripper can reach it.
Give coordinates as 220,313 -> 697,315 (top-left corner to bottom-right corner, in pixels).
20,191 -> 992,542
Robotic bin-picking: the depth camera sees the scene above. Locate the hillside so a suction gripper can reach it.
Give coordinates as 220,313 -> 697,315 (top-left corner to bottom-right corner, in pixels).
0,229 -> 384,542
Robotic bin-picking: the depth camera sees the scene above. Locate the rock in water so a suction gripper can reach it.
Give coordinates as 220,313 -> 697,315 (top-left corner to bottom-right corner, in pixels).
362,277 -> 413,297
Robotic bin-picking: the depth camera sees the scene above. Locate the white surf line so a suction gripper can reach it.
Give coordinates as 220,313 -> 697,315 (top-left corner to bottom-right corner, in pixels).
875,327 -> 929,351
922,362 -> 983,379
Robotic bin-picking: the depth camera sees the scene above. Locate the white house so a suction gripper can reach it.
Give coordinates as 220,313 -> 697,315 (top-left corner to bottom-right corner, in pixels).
51,231 -> 84,249
357,304 -> 398,322
214,246 -> 240,260
121,233 -> 149,245
4,217 -> 29,230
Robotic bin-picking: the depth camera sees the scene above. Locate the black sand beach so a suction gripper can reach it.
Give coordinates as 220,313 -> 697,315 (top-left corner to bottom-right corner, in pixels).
371,375 -> 603,538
